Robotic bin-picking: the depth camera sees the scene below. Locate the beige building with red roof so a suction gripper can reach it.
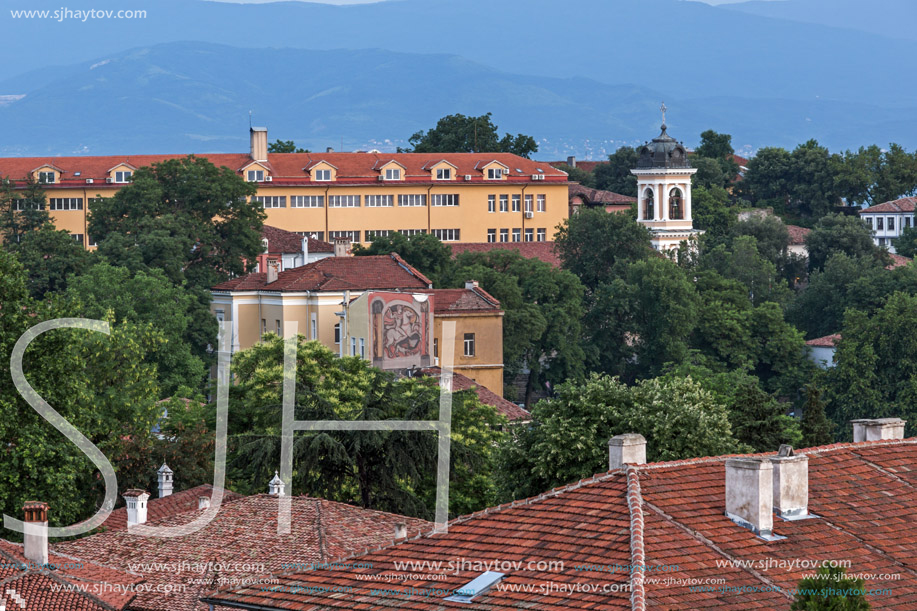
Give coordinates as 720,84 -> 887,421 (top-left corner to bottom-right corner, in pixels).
212,254 -> 505,394
254,225 -> 334,273
0,128 -> 567,248
205,419 -> 917,610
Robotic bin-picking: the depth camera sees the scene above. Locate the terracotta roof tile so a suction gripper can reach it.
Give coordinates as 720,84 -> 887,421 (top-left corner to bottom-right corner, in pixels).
0,540 -> 143,610
416,288 -> 500,313
55,494 -> 430,611
451,241 -> 561,268
262,225 -> 333,254
568,183 -> 636,206
420,367 -> 529,421
785,224 -> 811,245
100,484 -> 244,532
0,152 -> 566,188
204,439 -> 917,610
212,253 -> 432,292
859,197 -> 917,214
887,253 -> 912,270
805,333 -> 841,348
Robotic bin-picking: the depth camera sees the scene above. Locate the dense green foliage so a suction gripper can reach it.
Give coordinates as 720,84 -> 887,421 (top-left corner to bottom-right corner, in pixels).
593,146 -> 638,196
402,112 -> 537,158
268,139 -> 308,153
353,231 -> 452,287
791,566 -> 871,610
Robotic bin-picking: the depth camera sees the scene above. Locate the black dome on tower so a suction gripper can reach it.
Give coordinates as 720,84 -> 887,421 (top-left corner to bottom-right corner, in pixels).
636,124 -> 689,169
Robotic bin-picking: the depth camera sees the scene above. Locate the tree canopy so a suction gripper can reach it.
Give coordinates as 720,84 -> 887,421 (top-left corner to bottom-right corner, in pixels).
268,139 -> 308,153
402,113 -> 538,158
593,146 -> 638,197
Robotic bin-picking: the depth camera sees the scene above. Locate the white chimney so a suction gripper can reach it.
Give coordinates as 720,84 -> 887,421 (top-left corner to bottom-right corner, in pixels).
157,463 -> 173,498
198,496 -> 211,510
123,490 -> 151,527
725,458 -> 773,537
566,155 -> 576,168
250,127 -> 268,162
771,445 -> 808,519
326,146 -> 334,153
301,236 -> 309,265
23,501 -> 48,567
851,418 -> 906,442
465,280 -> 479,290
394,522 -> 407,539
333,238 -> 351,258
268,471 -> 285,496
266,258 -> 280,284
608,433 -> 646,470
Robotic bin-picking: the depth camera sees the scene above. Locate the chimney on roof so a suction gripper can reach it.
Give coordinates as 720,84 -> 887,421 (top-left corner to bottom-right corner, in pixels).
333,238 -> 351,258
566,155 -> 576,168
268,471 -> 285,496
394,522 -> 407,539
851,418 -> 906,442
250,127 -> 268,162
157,463 -> 173,498
465,280 -> 479,290
771,445 -> 808,520
326,146 -> 334,153
608,433 -> 646,470
725,458 -> 773,537
266,258 -> 280,284
198,496 -> 211,510
23,501 -> 48,567
301,236 -> 309,265
123,490 -> 151,527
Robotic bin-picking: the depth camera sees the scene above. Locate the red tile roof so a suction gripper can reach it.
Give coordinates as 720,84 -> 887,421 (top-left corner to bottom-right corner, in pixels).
805,333 -> 841,348
55,494 -> 431,611
418,287 -> 501,314
0,540 -> 143,610
887,253 -> 912,270
451,241 -> 561,268
99,484 -> 244,532
859,196 -> 917,214
568,183 -> 636,206
0,152 -> 566,189
262,225 -> 333,254
420,367 -> 529,421
212,253 -> 432,292
203,438 -> 917,610
547,160 -> 605,174
786,224 -> 811,245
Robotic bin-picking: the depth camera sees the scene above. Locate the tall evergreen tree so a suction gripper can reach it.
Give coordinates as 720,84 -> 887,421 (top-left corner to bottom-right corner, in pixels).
800,383 -> 834,447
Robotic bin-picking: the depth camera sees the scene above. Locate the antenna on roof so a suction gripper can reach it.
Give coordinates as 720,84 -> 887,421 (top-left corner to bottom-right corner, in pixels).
249,110 -> 253,129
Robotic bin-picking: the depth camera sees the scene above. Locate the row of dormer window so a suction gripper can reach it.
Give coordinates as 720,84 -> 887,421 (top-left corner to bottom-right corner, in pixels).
32,168 -> 132,184
244,163 -> 516,183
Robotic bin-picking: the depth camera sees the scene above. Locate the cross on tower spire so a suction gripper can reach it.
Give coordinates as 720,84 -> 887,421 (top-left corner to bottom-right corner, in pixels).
660,101 -> 667,126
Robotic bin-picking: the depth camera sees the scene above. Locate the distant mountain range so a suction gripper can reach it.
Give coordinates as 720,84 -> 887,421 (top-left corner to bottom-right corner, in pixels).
0,0 -> 913,157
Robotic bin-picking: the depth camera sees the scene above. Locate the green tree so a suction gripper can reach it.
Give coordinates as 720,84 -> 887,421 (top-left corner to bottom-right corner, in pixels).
800,382 -> 834,447
0,177 -> 50,246
554,163 -> 596,188
729,215 -> 791,269
790,566 -> 871,610
593,146 -> 638,196
65,264 -> 208,396
228,336 -> 506,518
894,225 -> 917,258
835,143 -> 917,207
805,213 -> 887,272
268,139 -> 308,153
89,155 -> 264,291
554,207 -> 652,294
352,231 -> 452,287
694,129 -> 739,186
451,250 -> 586,404
738,146 -> 792,209
691,157 -> 729,191
691,185 -> 736,236
702,236 -> 792,306
727,379 -> 801,452
497,374 -> 745,499
402,113 -> 537,158
825,292 -> 917,438
14,224 -> 94,298
0,250 -> 163,532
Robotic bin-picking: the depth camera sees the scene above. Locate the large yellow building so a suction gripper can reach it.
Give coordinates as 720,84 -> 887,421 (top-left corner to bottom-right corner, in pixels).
211,252 -> 505,393
0,128 -> 569,247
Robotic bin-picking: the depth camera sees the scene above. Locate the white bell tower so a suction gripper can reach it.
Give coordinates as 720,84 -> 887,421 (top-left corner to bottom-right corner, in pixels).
631,103 -> 702,251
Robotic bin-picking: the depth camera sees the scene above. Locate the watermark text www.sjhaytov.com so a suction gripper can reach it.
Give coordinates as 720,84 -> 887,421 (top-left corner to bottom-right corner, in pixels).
10,8 -> 147,21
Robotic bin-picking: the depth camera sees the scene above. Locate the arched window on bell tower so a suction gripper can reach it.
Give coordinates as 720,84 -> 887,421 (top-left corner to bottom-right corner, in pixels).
643,188 -> 654,220
669,188 -> 683,220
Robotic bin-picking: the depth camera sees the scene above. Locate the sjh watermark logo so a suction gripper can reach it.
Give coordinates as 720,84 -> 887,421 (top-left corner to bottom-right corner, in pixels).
4,319 -> 457,539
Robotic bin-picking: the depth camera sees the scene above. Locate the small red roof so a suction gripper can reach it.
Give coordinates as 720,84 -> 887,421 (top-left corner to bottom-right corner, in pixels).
887,253 -> 912,270
0,539 -> 143,610
805,333 -> 841,347
786,224 -> 811,245
859,196 -> 917,214
421,366 -> 529,421
262,225 -> 333,254
451,241 -> 561,268
568,182 -> 636,205
212,253 -> 432,292
417,287 -> 500,313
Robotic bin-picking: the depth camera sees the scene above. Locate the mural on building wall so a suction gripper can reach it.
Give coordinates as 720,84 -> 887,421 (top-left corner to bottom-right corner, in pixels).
370,293 -> 432,370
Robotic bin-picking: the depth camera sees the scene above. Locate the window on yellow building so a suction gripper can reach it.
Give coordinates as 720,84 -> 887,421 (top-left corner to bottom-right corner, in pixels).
385,168 -> 401,180
487,168 -> 504,179
291,195 -> 324,208
114,171 -> 132,183
537,228 -> 546,242
334,323 -> 341,344
431,194 -> 459,206
398,194 -> 426,207
463,333 -> 475,357
512,195 -> 520,212
38,171 -> 55,184
524,195 -> 533,213
512,228 -> 521,242
433,228 -> 461,241
525,228 -> 534,242
488,195 -> 495,213
487,229 -> 496,243
499,195 -> 508,213
329,195 -> 360,208
366,195 -> 394,207
49,198 -> 84,211
436,168 -> 452,180
247,169 -> 264,182
261,319 -> 267,335
537,194 -> 546,212
276,320 -> 281,335
500,229 -> 508,242
314,169 -> 332,181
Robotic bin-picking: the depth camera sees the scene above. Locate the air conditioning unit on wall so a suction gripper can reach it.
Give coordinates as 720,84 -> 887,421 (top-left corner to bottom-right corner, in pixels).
525,211 -> 534,219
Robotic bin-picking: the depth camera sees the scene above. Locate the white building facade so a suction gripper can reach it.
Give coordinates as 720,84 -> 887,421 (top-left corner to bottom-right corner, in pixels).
858,197 -> 916,253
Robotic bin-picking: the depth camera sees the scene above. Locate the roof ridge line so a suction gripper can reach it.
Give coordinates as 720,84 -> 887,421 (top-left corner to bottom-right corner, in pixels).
852,451 -> 917,491
626,466 -> 646,611
642,499 -> 792,602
